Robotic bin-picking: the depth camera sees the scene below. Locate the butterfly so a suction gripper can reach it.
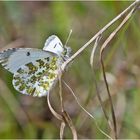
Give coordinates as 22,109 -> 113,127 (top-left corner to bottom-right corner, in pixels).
0,35 -> 71,97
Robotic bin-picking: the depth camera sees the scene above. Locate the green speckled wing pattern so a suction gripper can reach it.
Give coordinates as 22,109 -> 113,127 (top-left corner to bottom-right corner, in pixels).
12,56 -> 59,97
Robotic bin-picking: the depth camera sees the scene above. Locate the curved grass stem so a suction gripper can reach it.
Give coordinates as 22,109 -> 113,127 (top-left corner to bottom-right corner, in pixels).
99,7 -> 136,139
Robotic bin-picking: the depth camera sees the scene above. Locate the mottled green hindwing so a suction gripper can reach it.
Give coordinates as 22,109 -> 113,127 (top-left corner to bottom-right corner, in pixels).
12,56 -> 59,97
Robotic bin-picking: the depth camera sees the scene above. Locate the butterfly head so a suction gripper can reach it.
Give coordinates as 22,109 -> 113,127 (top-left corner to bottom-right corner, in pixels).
62,46 -> 72,60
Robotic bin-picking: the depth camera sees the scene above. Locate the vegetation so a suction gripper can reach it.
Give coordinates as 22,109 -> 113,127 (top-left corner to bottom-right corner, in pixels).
0,1 -> 140,139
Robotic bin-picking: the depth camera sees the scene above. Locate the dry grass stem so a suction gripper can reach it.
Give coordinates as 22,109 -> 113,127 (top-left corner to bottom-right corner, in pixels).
58,68 -> 77,140
61,0 -> 140,72
90,35 -> 102,68
63,80 -> 113,139
60,1 -> 140,139
90,34 -> 113,130
62,111 -> 78,140
47,68 -> 77,139
60,121 -> 66,140
91,64 -> 113,131
58,70 -> 64,112
90,35 -> 113,129
99,7 -> 138,139
47,91 -> 62,120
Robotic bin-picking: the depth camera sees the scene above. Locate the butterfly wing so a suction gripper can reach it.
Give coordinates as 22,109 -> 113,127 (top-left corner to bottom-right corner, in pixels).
12,56 -> 61,97
0,48 -> 56,74
0,35 -> 66,97
43,35 -> 64,56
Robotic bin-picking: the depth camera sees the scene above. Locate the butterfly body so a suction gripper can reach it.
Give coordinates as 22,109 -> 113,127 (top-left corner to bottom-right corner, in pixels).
0,35 -> 71,97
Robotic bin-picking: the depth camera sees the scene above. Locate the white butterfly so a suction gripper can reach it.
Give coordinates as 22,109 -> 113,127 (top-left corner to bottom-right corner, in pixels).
0,35 -> 71,97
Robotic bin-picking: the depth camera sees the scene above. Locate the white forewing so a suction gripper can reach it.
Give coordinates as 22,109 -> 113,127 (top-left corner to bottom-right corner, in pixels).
43,35 -> 64,56
0,48 -> 55,73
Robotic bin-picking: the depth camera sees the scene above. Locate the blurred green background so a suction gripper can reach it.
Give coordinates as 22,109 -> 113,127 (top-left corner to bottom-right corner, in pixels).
0,1 -> 140,139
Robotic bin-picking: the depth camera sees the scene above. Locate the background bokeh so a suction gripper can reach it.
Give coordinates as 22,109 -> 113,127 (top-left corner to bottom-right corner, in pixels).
0,1 -> 140,139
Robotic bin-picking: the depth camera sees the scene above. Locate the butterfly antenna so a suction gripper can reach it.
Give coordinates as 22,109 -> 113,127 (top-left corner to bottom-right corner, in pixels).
64,29 -> 72,47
